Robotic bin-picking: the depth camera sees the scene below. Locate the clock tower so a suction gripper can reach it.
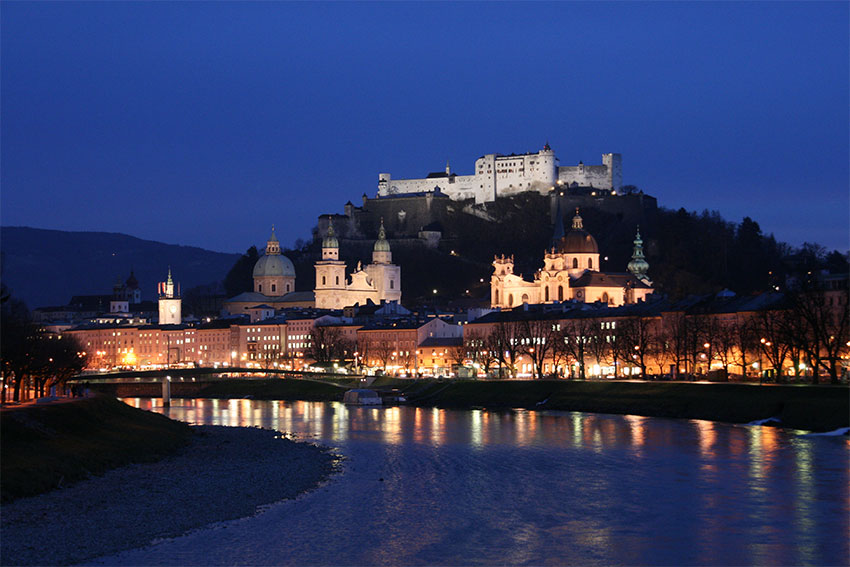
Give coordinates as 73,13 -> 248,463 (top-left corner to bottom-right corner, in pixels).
158,268 -> 182,325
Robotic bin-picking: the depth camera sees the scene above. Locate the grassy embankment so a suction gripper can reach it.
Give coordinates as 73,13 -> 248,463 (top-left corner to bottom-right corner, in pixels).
91,377 -> 849,432
1,396 -> 191,502
394,379 -> 849,432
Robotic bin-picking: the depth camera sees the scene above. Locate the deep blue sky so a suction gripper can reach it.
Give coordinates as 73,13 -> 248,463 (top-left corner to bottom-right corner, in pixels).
2,2 -> 848,254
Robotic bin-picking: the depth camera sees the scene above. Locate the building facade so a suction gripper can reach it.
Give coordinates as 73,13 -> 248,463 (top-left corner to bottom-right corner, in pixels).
314,219 -> 402,309
491,209 -> 653,309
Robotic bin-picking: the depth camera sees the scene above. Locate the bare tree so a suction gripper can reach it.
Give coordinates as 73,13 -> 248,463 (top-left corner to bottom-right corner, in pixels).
753,308 -> 792,382
617,315 -> 657,378
308,325 -> 343,364
790,286 -> 850,384
517,318 -> 556,380
490,320 -> 522,379
731,315 -> 759,379
710,318 -> 738,378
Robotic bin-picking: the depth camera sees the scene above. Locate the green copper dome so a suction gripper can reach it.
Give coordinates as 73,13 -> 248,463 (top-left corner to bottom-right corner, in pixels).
323,219 -> 339,249
627,226 -> 650,281
373,219 -> 390,252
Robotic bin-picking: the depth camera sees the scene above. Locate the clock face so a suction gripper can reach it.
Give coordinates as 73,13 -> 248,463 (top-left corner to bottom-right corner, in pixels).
169,305 -> 177,314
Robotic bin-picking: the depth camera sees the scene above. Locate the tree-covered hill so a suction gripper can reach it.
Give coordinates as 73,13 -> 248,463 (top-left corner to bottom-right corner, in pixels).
267,193 -> 848,305
0,227 -> 240,310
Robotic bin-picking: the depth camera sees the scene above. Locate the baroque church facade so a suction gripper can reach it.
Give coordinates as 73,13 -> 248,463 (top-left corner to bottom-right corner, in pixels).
491,209 -> 653,309
315,219 -> 401,309
224,223 -> 402,316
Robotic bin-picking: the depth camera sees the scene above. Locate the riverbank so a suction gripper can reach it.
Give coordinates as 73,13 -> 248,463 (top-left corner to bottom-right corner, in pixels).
2,422 -> 337,566
400,380 -> 850,432
92,377 -> 850,433
1,395 -> 192,502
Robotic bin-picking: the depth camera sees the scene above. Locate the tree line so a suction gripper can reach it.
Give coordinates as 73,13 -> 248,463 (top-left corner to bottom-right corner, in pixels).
1,286 -> 88,402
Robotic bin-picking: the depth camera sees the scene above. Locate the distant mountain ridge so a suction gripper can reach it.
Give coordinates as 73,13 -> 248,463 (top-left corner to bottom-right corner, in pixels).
1,227 -> 241,310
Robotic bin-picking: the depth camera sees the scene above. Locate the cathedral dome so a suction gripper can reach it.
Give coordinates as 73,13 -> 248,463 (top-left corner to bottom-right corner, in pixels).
556,209 -> 598,254
253,253 -> 295,278
323,220 -> 339,249
373,219 -> 390,252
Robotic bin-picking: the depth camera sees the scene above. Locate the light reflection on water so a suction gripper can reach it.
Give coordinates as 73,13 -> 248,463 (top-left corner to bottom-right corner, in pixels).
111,398 -> 848,566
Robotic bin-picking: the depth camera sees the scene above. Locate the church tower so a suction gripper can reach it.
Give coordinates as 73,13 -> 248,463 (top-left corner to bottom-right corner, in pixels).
158,268 -> 182,325
366,219 -> 401,304
627,227 -> 651,283
314,220 -> 347,309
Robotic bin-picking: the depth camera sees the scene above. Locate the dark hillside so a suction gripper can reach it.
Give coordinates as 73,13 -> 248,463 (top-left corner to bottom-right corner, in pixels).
1,227 -> 241,309
296,195 -> 848,304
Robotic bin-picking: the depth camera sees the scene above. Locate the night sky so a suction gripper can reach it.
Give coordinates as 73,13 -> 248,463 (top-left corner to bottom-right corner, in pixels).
2,2 -> 848,254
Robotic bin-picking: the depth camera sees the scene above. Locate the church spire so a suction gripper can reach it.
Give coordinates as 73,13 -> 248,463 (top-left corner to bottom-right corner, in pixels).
373,217 -> 391,262
266,225 -> 281,255
572,208 -> 584,230
323,218 -> 339,249
627,226 -> 650,282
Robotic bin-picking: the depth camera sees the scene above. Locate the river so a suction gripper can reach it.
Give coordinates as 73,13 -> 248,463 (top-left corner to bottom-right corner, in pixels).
91,399 -> 848,566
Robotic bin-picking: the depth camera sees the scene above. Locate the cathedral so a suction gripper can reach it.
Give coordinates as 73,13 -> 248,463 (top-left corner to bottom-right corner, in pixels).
223,228 -> 314,315
490,208 -> 653,309
314,219 -> 401,309
224,222 -> 402,316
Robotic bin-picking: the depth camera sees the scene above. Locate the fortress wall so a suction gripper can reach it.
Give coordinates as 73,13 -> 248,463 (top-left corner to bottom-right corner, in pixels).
360,195 -> 456,239
558,165 -> 612,189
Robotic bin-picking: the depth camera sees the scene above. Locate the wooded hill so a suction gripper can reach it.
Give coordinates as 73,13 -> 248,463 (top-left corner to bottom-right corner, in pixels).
228,193 -> 847,306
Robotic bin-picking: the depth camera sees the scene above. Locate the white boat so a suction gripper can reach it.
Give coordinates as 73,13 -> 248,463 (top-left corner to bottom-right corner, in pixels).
343,388 -> 383,405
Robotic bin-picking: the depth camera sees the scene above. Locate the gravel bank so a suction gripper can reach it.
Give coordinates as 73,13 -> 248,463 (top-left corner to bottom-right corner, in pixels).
1,425 -> 338,566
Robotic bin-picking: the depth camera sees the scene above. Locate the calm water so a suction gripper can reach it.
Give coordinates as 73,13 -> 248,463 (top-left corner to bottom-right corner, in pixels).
94,399 -> 848,566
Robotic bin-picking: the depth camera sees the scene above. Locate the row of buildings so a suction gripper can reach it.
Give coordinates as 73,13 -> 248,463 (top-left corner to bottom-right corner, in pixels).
64,284 -> 847,381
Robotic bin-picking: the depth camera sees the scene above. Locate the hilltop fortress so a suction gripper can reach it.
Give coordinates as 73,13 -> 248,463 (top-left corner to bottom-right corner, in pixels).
319,143 -> 653,246
378,143 -> 622,204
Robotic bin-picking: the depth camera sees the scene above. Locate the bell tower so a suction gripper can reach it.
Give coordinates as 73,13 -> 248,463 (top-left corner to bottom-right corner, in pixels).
158,268 -> 182,325
314,220 -> 347,309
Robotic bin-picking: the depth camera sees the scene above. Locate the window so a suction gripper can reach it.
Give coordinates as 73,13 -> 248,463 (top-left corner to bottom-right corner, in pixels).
271,284 -> 276,293
495,289 -> 500,304
558,286 -> 564,301
588,258 -> 593,269
545,287 -> 549,301
322,276 -> 326,285
508,294 -> 514,305
336,276 -> 340,285
572,258 -> 578,269
390,280 -> 394,289
258,284 -> 262,292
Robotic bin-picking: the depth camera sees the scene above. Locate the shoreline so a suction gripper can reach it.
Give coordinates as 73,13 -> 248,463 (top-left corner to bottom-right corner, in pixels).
92,378 -> 850,433
1,425 -> 338,566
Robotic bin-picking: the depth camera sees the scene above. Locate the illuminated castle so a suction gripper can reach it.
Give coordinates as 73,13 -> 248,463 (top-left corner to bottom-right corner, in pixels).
378,143 -> 622,204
